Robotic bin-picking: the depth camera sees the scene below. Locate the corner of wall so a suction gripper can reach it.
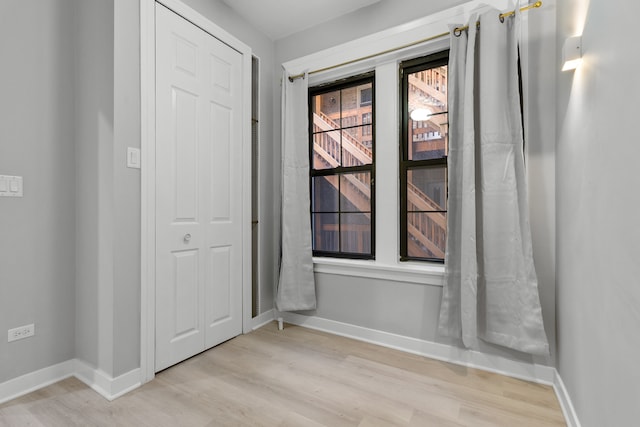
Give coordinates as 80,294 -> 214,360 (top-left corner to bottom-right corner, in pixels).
553,370 -> 583,427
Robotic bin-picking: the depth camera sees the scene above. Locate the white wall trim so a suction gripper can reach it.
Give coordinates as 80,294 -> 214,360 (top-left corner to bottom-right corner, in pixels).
553,371 -> 582,427
279,311 -> 556,385
139,0 -> 156,387
314,257 -> 444,286
0,360 -> 141,405
250,309 -> 275,331
140,0 -> 253,385
0,360 -> 74,405
74,361 -> 141,401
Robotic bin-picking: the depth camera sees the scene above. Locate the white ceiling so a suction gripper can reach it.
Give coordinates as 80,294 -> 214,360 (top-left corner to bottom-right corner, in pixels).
221,0 -> 382,40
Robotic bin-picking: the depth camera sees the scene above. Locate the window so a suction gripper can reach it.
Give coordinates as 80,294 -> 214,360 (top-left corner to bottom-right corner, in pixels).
309,74 -> 375,259
400,51 -> 449,262
360,87 -> 372,106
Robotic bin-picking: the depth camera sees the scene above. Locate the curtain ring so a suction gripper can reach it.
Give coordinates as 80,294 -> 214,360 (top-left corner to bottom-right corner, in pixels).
499,15 -> 505,23
454,27 -> 463,37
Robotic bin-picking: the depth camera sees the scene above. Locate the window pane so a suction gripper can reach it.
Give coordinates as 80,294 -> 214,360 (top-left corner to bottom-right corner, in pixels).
407,167 -> 446,211
341,86 -> 358,119
312,176 -> 339,212
408,113 -> 448,161
342,130 -> 372,167
407,65 -> 448,161
313,213 -> 339,252
342,83 -> 373,126
312,90 -> 340,118
312,131 -> 341,169
360,85 -> 372,106
341,114 -> 358,128
312,106 -> 340,132
343,126 -> 358,138
339,172 -> 371,212
340,213 -> 371,254
406,212 -> 447,260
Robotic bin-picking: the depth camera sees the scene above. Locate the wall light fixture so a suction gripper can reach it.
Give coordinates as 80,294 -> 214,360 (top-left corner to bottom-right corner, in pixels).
562,35 -> 582,71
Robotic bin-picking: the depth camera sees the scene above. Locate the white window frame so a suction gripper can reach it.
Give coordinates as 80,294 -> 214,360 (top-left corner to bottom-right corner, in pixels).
283,1 -> 517,286
309,74 -> 376,259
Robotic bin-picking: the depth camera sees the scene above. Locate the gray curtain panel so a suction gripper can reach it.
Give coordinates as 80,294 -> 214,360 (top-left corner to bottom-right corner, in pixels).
276,69 -> 317,312
438,8 -> 549,356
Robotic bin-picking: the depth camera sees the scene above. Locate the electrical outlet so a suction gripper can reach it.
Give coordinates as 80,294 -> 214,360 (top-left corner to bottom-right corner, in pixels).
8,324 -> 35,342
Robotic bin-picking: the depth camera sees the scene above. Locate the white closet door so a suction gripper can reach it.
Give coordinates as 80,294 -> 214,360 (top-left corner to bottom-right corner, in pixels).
155,3 -> 243,372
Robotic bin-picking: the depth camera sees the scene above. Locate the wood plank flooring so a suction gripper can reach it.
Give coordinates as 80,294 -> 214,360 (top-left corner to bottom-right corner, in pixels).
0,322 -> 566,426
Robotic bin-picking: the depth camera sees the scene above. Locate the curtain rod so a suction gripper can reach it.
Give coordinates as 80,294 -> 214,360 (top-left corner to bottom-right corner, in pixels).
288,1 -> 542,82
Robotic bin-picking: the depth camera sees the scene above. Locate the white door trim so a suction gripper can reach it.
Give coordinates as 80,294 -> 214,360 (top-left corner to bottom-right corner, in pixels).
140,0 -> 252,384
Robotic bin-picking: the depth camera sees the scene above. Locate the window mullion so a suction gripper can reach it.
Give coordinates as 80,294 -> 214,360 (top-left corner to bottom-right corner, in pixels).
373,62 -> 400,265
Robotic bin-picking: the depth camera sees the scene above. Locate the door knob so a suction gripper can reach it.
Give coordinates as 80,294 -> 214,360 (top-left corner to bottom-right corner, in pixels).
184,233 -> 192,242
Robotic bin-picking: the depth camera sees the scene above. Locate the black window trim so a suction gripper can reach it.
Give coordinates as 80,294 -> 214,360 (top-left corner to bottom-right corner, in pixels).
309,72 -> 376,260
399,50 -> 449,263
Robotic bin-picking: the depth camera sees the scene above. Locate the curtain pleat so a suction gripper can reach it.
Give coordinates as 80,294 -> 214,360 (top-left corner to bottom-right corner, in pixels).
438,9 -> 549,355
276,69 -> 317,312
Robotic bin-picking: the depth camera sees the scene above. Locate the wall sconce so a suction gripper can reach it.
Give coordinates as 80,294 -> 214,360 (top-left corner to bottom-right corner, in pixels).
562,35 -> 582,71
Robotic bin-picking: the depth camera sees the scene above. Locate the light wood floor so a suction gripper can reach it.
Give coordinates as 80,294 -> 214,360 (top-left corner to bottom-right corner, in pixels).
0,322 -> 566,426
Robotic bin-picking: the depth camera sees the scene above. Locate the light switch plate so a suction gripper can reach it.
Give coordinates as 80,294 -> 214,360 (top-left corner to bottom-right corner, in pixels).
0,175 -> 23,197
127,147 -> 141,169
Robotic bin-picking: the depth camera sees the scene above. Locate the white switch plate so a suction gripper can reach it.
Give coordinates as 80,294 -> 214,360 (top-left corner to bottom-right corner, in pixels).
8,324 -> 35,342
0,175 -> 23,197
127,147 -> 141,169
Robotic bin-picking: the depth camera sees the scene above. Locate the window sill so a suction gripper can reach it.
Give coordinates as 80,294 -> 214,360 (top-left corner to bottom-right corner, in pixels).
313,257 -> 444,286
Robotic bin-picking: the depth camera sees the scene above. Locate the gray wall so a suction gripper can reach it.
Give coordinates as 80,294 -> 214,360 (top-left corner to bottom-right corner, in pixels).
523,0 -> 558,367
74,0 -> 140,379
275,0 -> 470,63
0,0 -> 76,382
556,0 -> 640,425
74,0 -> 114,373
112,0 -> 141,378
275,0 -> 558,367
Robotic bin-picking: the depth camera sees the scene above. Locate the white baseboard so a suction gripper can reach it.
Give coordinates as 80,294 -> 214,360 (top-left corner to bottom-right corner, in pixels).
553,370 -> 582,427
250,309 -> 275,331
73,360 -> 141,401
279,312 -> 556,385
0,360 -> 75,405
280,312 -> 584,426
0,359 -> 141,405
